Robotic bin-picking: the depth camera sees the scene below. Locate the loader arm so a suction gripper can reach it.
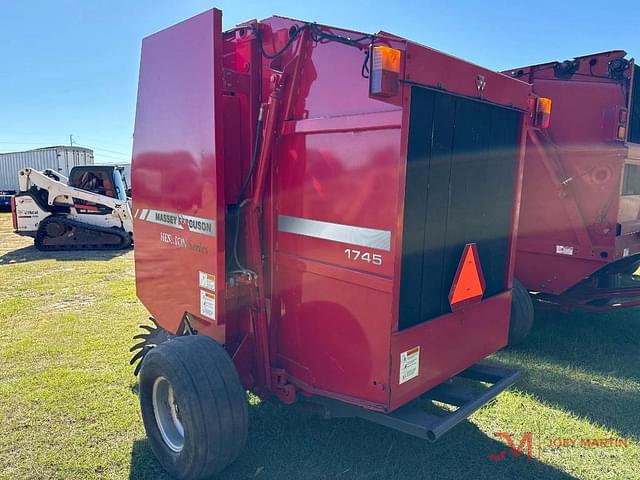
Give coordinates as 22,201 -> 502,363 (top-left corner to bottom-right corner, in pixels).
18,167 -> 133,233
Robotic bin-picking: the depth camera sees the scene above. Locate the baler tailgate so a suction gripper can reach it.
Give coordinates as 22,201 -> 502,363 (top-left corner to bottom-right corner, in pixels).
310,364 -> 520,442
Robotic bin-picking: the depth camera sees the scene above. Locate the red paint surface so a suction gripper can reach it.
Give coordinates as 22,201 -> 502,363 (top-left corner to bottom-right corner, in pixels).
389,292 -> 511,411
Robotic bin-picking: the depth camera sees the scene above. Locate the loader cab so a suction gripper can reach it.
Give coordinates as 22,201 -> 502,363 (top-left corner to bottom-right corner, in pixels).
69,165 -> 129,201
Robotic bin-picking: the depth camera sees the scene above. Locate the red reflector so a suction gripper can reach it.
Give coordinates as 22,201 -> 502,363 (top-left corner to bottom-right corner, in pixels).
449,243 -> 485,311
10,195 -> 18,231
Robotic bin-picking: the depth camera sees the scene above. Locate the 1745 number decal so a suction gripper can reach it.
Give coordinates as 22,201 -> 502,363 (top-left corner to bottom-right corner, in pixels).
344,248 -> 383,266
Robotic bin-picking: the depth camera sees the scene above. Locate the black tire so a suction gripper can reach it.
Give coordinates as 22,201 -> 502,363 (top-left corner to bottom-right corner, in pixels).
139,335 -> 248,480
508,279 -> 534,345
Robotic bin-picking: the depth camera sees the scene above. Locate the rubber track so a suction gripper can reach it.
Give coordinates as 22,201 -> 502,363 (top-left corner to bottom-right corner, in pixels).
35,215 -> 132,251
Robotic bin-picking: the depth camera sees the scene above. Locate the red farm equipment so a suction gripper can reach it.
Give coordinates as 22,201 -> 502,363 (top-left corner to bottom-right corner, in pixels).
504,51 -> 640,340
130,8 -> 541,478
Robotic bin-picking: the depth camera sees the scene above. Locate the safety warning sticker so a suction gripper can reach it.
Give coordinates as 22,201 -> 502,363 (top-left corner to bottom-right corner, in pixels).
199,271 -> 216,291
200,290 -> 216,320
555,245 -> 574,256
399,346 -> 420,384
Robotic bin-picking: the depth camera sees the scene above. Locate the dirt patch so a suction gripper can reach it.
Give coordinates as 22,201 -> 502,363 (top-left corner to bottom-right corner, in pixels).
47,294 -> 98,312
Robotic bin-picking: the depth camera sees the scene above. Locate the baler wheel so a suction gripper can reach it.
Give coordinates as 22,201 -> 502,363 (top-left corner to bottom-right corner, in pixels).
130,317 -> 172,376
508,279 -> 534,345
139,336 -> 248,480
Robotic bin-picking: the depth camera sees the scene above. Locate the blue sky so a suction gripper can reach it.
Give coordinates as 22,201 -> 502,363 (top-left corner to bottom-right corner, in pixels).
1,0 -> 638,163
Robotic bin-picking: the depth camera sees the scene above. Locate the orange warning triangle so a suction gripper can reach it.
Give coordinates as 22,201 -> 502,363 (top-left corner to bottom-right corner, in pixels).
449,243 -> 485,310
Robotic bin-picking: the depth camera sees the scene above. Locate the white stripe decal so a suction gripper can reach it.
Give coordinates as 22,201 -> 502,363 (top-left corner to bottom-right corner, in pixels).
138,208 -> 216,237
134,208 -> 140,218
278,215 -> 391,251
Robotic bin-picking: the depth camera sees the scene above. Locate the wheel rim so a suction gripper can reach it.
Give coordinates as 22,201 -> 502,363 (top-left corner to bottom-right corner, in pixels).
152,376 -> 185,452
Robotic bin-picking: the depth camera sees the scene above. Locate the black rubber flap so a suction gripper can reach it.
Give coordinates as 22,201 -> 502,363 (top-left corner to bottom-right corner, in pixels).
399,87 -> 520,329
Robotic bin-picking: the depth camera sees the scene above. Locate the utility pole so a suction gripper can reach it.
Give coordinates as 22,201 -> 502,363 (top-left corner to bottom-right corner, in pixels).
69,134 -> 74,147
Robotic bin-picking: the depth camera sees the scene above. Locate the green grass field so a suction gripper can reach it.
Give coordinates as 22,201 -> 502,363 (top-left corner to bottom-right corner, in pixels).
0,212 -> 638,480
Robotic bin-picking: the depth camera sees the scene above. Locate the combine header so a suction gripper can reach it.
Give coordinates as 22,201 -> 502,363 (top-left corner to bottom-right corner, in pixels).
130,8 -> 542,478
505,51 -> 640,339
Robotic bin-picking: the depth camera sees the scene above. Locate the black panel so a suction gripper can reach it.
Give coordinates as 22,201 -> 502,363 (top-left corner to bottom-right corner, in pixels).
630,65 -> 640,144
399,87 -> 520,330
400,89 -> 436,323
419,93 -> 456,319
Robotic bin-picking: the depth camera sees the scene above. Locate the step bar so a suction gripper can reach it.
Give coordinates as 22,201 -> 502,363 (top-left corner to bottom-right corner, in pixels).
307,363 -> 520,442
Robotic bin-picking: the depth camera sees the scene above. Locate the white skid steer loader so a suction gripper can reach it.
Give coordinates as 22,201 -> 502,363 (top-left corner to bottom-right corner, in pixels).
11,165 -> 133,251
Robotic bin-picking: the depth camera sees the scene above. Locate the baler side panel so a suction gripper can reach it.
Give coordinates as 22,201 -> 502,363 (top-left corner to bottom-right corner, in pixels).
275,265 -> 393,406
275,128 -> 401,275
132,9 -> 226,340
273,125 -> 401,406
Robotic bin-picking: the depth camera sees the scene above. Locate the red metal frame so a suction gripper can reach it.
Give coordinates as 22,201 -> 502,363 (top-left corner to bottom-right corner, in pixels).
505,51 -> 640,309
10,195 -> 18,231
132,9 -> 533,415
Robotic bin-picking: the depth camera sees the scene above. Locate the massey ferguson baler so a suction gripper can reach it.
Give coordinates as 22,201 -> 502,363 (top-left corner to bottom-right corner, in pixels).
130,9 -> 541,479
504,51 -> 640,339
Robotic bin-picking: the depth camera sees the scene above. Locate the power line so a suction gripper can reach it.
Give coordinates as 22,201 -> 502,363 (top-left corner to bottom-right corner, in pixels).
0,139 -> 132,159
75,144 -> 130,159
91,152 -> 131,163
0,141 -> 129,160
76,136 -> 131,155
73,137 -> 131,156
74,136 -> 132,149
93,153 -> 130,161
2,132 -> 132,148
